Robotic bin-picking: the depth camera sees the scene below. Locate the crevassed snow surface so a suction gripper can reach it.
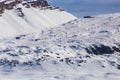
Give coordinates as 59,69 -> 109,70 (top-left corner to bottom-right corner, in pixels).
0,4 -> 76,38
0,13 -> 120,80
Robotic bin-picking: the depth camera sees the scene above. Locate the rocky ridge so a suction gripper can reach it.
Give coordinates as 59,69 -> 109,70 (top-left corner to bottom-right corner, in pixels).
0,0 -> 63,15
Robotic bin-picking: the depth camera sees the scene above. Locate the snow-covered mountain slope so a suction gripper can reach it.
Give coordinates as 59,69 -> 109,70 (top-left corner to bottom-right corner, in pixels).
0,0 -> 76,38
0,13 -> 120,80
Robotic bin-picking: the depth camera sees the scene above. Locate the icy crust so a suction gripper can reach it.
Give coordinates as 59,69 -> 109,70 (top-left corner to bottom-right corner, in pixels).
0,13 -> 120,80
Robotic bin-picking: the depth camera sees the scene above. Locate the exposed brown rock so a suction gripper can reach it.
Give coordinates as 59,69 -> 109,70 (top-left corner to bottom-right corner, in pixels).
0,0 -> 62,15
0,2 -> 5,14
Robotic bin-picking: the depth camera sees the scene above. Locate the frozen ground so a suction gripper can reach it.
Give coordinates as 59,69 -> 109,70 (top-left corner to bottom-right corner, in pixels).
0,13 -> 120,80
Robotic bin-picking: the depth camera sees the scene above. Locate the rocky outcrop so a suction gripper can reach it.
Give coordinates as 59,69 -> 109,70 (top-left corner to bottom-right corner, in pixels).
0,0 -> 53,14
85,44 -> 116,55
0,2 -> 5,14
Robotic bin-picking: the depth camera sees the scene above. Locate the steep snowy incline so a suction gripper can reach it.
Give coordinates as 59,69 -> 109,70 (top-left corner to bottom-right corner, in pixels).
0,0 -> 76,37
0,13 -> 120,80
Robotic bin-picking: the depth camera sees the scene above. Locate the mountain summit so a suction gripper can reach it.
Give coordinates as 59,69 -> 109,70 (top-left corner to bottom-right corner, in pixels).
0,0 -> 76,37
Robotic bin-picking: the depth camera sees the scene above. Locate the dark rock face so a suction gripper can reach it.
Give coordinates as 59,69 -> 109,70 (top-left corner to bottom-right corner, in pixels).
112,46 -> 120,52
15,36 -> 21,39
28,0 -> 49,7
15,8 -> 24,17
83,16 -> 94,18
0,3 -> 4,14
117,65 -> 120,70
85,44 -> 117,55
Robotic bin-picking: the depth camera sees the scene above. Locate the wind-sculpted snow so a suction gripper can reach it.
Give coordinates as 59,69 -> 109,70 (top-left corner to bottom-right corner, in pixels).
0,13 -> 120,80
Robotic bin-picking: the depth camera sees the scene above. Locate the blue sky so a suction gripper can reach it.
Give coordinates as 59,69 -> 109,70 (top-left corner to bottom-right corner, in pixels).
48,0 -> 120,17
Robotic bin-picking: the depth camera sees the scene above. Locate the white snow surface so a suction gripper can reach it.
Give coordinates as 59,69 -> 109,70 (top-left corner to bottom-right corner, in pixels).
0,13 -> 120,80
0,4 -> 76,38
